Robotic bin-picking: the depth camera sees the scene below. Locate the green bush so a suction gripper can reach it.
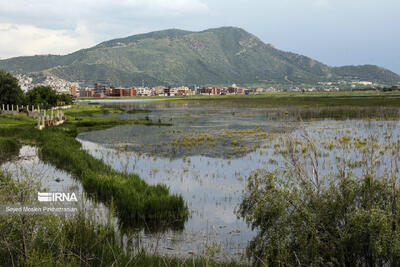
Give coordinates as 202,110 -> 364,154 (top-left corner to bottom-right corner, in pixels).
239,135 -> 400,266
25,85 -> 72,109
0,70 -> 24,105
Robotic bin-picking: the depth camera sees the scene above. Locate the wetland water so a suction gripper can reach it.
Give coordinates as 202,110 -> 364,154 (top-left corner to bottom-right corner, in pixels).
2,99 -> 398,261
1,146 -> 110,220
75,100 -> 400,260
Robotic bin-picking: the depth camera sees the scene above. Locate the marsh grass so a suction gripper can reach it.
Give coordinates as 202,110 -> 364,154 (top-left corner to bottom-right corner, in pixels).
0,168 -> 242,267
0,114 -> 36,127
0,137 -> 20,162
180,94 -> 400,108
162,128 -> 269,159
239,125 -> 400,266
64,104 -> 124,117
38,129 -> 188,228
0,105 -> 187,230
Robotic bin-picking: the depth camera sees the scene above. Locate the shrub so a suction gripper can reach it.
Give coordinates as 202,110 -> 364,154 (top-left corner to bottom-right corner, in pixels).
239,131 -> 400,266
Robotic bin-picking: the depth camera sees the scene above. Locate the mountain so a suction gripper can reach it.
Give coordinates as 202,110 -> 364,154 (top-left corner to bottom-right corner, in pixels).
1,27 -> 399,87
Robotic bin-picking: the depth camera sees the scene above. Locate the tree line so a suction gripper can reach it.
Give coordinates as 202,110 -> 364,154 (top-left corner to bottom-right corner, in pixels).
0,70 -> 73,109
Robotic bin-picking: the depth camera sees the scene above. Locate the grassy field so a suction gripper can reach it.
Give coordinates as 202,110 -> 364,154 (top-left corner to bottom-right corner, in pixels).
0,105 -> 187,229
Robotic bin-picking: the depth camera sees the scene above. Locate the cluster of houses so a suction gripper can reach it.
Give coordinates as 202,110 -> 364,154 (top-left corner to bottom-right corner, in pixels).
82,83 -> 277,97
17,74 -> 387,98
16,73 -> 78,96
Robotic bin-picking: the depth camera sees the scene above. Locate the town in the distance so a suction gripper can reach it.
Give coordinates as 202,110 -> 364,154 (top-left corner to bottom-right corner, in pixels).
16,73 -> 400,98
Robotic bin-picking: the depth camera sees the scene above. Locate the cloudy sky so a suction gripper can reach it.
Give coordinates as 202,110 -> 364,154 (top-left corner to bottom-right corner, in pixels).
0,0 -> 399,73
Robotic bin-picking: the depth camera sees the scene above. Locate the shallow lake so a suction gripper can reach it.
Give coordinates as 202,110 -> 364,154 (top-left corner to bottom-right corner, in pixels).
74,100 -> 400,260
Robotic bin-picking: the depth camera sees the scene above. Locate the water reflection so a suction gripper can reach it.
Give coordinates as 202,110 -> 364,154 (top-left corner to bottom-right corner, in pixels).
76,100 -> 400,261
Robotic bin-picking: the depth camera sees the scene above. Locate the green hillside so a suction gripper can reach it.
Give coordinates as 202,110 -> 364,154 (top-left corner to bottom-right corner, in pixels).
0,27 -> 399,87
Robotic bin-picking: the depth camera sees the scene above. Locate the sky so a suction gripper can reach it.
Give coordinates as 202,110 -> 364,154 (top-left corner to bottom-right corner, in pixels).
0,0 -> 399,74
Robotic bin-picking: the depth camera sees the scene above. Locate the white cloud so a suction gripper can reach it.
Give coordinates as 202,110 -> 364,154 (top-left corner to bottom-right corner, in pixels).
0,23 -> 96,59
0,0 -> 209,58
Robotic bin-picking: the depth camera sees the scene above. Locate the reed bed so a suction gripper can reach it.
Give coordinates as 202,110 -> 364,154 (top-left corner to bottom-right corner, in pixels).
0,168 -> 245,266
0,105 -> 188,229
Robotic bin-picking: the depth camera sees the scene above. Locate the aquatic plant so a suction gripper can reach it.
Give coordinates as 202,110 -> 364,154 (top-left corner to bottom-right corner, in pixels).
0,105 -> 187,229
0,137 -> 20,162
239,128 -> 400,266
0,169 -> 242,266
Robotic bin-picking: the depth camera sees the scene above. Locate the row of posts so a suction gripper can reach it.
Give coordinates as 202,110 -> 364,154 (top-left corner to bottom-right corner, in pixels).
36,108 -> 66,130
1,104 -> 41,113
0,104 -> 66,130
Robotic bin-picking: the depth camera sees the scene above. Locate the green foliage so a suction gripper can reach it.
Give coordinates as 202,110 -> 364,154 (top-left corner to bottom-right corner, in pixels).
0,169 -> 59,266
25,85 -> 72,109
64,104 -> 123,117
0,70 -> 24,105
0,170 -> 242,266
37,128 -> 187,227
239,136 -> 400,267
1,28 -> 399,87
57,93 -> 73,105
0,114 -> 36,127
0,137 -> 20,162
0,104 -> 185,229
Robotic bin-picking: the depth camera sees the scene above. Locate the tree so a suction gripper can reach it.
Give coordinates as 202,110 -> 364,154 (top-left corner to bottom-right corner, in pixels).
0,70 -> 24,105
57,93 -> 73,106
25,85 -> 73,109
25,85 -> 58,109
